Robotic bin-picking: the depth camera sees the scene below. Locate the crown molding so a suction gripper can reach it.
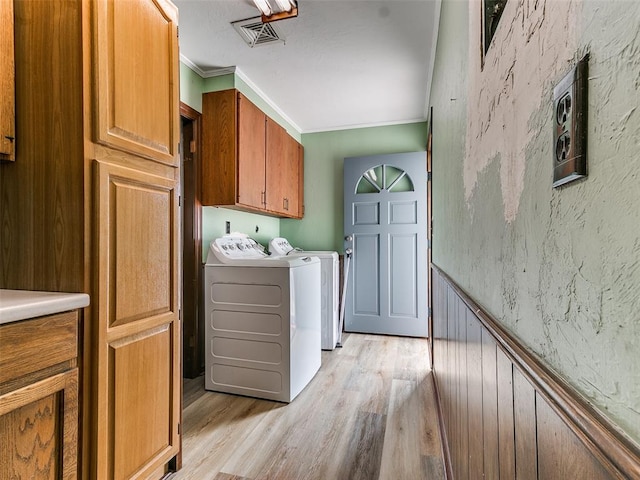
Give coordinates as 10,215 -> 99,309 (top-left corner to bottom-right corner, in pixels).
180,54 -> 236,78
233,67 -> 303,134
301,118 -> 427,135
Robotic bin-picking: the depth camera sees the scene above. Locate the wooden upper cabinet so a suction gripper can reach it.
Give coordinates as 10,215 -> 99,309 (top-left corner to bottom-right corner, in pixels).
202,90 -> 266,211
266,120 -> 303,218
0,0 -> 15,161
94,0 -> 179,166
202,89 -> 304,218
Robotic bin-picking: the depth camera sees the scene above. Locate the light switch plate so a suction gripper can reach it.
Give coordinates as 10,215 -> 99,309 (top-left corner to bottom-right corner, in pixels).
553,55 -> 588,188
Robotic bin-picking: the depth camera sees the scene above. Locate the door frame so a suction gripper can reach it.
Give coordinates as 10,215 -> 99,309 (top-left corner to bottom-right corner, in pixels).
427,107 -> 434,367
180,103 -> 203,378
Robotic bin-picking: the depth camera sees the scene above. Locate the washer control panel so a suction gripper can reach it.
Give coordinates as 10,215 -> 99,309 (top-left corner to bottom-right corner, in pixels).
211,235 -> 267,261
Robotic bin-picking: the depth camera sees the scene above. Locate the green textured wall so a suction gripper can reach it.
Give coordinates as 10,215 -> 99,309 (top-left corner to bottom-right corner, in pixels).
281,123 -> 428,252
431,0 -> 640,443
201,207 -> 280,260
180,62 -> 204,112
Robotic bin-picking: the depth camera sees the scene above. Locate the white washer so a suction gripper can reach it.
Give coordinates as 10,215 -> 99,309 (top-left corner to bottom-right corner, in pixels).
204,235 -> 321,403
269,237 -> 340,350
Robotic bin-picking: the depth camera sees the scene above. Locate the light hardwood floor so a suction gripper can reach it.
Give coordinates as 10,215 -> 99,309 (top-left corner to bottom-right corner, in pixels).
175,333 -> 445,480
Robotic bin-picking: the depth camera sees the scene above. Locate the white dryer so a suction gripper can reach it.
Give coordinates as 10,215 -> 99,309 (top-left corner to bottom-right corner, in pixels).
269,237 -> 340,350
204,235 -> 321,403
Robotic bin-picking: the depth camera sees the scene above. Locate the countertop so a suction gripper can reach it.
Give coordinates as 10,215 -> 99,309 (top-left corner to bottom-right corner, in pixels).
0,289 -> 90,325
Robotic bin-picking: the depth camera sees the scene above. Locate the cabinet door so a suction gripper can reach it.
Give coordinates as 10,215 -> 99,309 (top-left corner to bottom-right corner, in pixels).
265,117 -> 288,214
94,0 -> 179,166
284,136 -> 303,218
0,0 -> 15,161
237,94 -> 266,210
0,369 -> 79,479
94,161 -> 180,479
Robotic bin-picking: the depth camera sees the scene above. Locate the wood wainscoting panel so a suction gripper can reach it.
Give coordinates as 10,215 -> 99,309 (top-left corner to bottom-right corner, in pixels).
94,0 -> 179,166
536,392 -> 613,480
481,329 -> 499,480
466,309 -> 483,479
513,368 -> 538,480
431,265 -> 640,480
496,347 -> 516,479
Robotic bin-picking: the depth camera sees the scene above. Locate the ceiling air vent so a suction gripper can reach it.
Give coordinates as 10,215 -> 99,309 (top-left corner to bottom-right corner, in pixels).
232,17 -> 285,47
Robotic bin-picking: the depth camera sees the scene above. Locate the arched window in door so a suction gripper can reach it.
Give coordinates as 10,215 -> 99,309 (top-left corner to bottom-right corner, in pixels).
355,164 -> 414,194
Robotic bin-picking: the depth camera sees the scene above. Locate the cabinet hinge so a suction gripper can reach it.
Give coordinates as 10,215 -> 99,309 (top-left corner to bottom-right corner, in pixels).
190,140 -> 196,153
427,171 -> 432,181
428,307 -> 433,319
178,196 -> 182,207
178,423 -> 181,435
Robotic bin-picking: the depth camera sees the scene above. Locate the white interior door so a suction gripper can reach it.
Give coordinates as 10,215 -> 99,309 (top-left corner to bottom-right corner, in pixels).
343,152 -> 427,337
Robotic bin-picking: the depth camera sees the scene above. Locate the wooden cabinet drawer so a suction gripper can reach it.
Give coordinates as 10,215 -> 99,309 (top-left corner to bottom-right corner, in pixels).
0,311 -> 78,385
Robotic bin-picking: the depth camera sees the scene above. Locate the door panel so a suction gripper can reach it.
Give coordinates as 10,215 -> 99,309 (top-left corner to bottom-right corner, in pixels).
344,152 -> 427,337
94,0 -> 179,166
353,202 -> 380,225
109,178 -> 173,326
94,160 -> 180,479
111,325 -> 173,479
389,233 -> 418,317
353,234 -> 380,315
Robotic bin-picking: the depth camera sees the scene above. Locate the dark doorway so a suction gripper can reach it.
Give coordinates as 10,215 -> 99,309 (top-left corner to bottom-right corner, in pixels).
180,103 -> 203,378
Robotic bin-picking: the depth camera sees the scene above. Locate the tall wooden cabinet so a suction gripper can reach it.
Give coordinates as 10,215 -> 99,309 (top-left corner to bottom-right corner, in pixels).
202,89 -> 304,219
0,1 -> 181,479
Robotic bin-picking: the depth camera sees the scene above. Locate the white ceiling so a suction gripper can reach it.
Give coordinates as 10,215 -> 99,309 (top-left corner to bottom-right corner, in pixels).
174,0 -> 441,133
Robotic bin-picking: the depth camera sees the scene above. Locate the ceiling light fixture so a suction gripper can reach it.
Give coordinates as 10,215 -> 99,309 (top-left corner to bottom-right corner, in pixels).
252,0 -> 298,23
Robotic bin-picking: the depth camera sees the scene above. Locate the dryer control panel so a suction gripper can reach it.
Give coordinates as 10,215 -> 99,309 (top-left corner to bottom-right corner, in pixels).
269,237 -> 295,256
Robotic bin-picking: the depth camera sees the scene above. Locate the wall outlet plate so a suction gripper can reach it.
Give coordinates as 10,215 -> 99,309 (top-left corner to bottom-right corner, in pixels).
553,55 -> 588,188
